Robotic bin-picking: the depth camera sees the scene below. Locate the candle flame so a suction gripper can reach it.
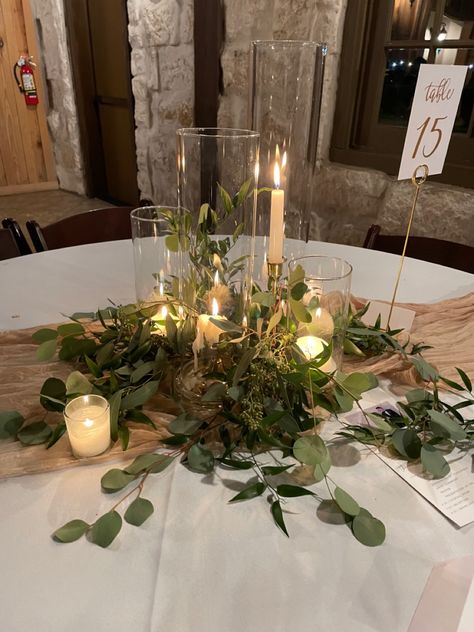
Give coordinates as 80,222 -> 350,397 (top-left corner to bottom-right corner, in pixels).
212,298 -> 219,317
274,161 -> 281,189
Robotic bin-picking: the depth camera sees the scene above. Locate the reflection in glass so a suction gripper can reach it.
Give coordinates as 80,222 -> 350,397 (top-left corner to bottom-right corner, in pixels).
379,48 -> 474,133
390,0 -> 436,41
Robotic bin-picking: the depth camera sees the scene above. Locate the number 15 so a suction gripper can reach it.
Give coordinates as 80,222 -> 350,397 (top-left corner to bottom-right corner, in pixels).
411,115 -> 448,160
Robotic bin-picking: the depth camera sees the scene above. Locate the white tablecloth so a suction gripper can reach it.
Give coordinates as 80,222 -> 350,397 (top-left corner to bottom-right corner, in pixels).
0,240 -> 473,632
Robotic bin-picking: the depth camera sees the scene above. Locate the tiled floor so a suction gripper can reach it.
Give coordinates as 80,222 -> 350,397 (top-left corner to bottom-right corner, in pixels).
0,189 -> 113,250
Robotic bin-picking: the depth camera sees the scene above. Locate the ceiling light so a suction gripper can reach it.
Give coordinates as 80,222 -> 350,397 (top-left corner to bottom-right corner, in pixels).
438,23 -> 447,41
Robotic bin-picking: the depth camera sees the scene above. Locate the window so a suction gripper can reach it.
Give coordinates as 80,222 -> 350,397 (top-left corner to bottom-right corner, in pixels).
331,0 -> 474,188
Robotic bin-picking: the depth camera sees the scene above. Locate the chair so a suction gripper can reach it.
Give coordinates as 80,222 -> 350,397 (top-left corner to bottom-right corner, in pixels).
1,218 -> 32,255
26,206 -> 135,252
0,227 -> 22,261
363,224 -> 474,274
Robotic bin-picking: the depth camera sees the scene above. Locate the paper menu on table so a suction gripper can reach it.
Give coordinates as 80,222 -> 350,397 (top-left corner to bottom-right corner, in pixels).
343,401 -> 474,528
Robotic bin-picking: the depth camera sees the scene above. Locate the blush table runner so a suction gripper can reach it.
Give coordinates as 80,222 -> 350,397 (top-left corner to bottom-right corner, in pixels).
0,293 -> 473,479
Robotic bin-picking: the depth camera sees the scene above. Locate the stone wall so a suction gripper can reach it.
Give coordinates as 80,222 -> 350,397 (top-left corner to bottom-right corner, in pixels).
219,0 -> 474,247
127,0 -> 194,203
30,0 -> 85,194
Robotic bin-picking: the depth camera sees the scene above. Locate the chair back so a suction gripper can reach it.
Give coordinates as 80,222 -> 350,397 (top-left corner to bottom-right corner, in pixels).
26,206 -> 135,252
1,218 -> 32,255
363,224 -> 474,274
0,227 -> 22,261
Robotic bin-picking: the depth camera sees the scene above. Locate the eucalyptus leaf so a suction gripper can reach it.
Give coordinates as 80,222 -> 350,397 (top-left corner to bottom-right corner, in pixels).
121,381 -> 159,410
118,425 -> 130,450
266,309 -> 282,335
209,318 -> 241,333
32,328 -> 58,344
66,371 -> 93,396
108,390 -> 122,442
334,487 -> 360,517
202,382 -> 226,401
420,444 -> 450,478
411,357 -> 439,382
428,410 -> 467,441
57,323 -> 85,338
88,511 -> 122,548
233,348 -> 256,386
36,339 -> 57,361
293,435 -> 328,466
52,519 -> 89,543
456,367 -> 472,392
17,421 -> 52,446
101,468 -> 135,493
313,450 -> 332,482
366,413 -> 393,433
0,410 -> 24,439
130,361 -> 157,385
58,337 -> 96,361
187,443 -> 214,473
391,428 -> 422,459
290,282 -> 308,301
276,484 -> 315,497
227,386 -> 243,402
271,500 -> 289,537
220,458 -> 253,470
47,422 -> 67,449
168,413 -> 203,435
352,509 -> 386,547
289,298 -> 311,323
124,497 -> 154,526
96,341 -> 115,367
261,464 -> 293,475
229,481 -> 266,502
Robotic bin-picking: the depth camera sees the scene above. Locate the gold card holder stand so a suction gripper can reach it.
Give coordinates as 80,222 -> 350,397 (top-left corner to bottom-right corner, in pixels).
386,164 -> 429,331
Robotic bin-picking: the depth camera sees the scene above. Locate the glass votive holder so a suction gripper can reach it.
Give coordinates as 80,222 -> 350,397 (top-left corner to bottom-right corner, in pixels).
64,395 -> 111,458
288,255 -> 352,371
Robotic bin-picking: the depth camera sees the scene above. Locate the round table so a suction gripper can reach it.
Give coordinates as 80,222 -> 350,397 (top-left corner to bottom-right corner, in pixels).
0,240 -> 473,632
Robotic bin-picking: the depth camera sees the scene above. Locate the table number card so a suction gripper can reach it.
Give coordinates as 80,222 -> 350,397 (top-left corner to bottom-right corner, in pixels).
398,64 -> 468,180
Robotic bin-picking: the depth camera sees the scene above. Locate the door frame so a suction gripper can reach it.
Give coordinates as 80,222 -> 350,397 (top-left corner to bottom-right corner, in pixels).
0,0 -> 57,196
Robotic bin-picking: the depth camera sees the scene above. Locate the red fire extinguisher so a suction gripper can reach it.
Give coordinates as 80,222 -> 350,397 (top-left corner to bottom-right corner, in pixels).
13,55 -> 39,106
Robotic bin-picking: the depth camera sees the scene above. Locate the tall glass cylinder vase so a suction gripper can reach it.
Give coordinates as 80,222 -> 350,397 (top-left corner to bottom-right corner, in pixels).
249,40 -> 326,282
175,128 -> 259,412
288,256 -> 352,371
176,128 -> 259,325
131,205 -> 189,324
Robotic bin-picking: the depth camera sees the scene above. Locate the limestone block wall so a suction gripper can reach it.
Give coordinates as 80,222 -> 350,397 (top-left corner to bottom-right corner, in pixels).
127,0 -> 194,203
30,0 -> 85,194
219,0 -> 474,247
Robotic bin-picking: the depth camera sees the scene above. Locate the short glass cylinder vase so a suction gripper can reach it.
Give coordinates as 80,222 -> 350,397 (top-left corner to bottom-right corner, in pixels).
249,40 -> 326,278
288,256 -> 352,371
131,206 -> 189,324
176,128 -> 259,329
64,394 -> 111,458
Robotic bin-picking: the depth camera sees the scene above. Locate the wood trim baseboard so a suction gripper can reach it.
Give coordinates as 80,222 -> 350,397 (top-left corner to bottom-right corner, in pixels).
0,180 -> 58,196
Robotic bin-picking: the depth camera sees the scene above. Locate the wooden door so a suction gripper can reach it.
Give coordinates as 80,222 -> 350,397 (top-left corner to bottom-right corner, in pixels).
0,0 -> 56,195
64,0 -> 139,205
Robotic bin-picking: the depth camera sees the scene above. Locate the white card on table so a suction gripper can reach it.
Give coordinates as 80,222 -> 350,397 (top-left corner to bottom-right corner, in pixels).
398,64 -> 468,181
361,300 -> 416,332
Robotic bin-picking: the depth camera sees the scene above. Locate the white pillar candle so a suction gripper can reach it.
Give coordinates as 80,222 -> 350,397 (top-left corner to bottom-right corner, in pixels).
296,335 -> 337,372
193,298 -> 226,353
268,161 -> 285,264
64,395 -> 111,458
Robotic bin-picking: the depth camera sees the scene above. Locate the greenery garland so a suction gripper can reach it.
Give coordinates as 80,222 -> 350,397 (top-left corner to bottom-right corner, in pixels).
0,183 -> 472,549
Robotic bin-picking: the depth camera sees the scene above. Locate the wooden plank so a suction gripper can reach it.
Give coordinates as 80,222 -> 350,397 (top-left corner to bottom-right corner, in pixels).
0,1 -> 29,185
21,0 -> 56,182
0,180 -> 58,195
2,0 -> 47,184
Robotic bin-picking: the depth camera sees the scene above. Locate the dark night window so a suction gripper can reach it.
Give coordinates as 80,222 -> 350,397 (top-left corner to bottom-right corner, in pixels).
331,0 -> 474,188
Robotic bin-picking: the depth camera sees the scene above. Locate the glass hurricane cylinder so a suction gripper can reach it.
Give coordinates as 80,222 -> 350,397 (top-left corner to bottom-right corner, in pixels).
131,206 -> 189,325
176,128 -> 259,327
175,128 -> 259,414
249,40 -> 326,279
288,256 -> 352,371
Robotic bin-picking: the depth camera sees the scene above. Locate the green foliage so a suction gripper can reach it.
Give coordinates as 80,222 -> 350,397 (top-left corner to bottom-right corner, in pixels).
0,410 -> 24,439
124,497 -> 154,526
88,511 -> 122,548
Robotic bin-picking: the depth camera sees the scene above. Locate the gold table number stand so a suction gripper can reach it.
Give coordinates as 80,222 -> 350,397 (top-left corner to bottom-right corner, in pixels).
386,164 -> 429,331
